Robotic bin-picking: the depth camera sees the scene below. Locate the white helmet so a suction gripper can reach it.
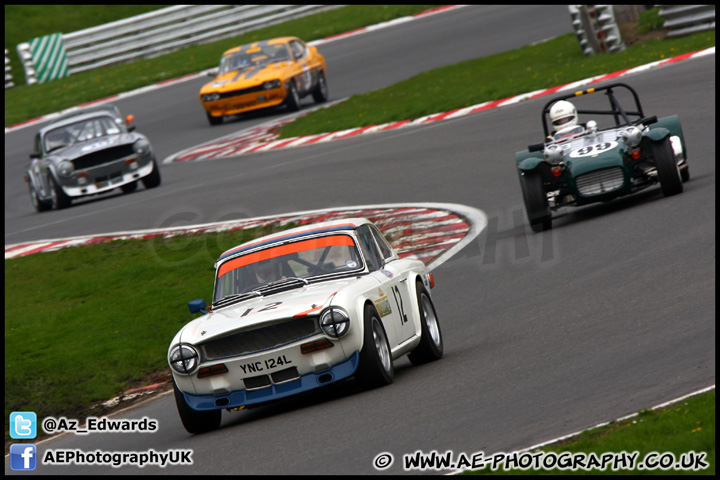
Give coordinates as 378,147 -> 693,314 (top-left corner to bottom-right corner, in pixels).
550,100 -> 578,130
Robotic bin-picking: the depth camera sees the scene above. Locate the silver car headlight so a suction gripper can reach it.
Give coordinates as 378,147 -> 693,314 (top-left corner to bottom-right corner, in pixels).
263,80 -> 281,90
133,139 -> 151,156
57,160 -> 74,177
169,344 -> 200,375
622,126 -> 643,147
319,307 -> 350,338
543,144 -> 564,165
202,92 -> 220,102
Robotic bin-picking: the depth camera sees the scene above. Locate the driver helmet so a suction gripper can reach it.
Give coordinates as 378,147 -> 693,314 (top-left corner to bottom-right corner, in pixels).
550,100 -> 578,131
254,259 -> 282,283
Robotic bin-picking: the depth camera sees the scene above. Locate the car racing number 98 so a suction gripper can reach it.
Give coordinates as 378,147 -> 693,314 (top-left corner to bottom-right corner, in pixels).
569,141 -> 617,158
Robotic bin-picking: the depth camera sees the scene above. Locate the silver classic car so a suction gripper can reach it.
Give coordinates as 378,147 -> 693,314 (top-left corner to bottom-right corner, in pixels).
24,105 -> 161,211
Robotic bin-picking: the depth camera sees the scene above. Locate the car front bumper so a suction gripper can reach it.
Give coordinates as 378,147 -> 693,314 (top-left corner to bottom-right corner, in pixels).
179,350 -> 359,411
201,86 -> 286,117
61,156 -> 155,197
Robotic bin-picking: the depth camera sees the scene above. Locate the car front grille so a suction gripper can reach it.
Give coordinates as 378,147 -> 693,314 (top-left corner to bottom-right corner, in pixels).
72,145 -> 136,170
218,85 -> 267,100
200,318 -> 320,361
243,367 -> 300,391
576,167 -> 625,196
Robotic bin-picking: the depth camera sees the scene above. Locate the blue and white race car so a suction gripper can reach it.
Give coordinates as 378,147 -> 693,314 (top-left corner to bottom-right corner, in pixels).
169,218 -> 443,434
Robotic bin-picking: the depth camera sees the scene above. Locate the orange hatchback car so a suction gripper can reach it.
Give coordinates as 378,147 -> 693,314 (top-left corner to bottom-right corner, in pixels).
199,37 -> 328,125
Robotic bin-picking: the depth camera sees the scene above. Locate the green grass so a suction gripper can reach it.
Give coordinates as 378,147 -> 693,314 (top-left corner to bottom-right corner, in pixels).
279,30 -> 715,139
4,5 -> 439,127
639,7 -> 666,34
464,390 -> 714,475
4,224 -> 292,434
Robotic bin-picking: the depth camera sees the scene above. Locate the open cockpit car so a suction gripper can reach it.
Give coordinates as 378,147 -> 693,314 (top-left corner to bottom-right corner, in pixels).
199,36 -> 328,125
515,82 -> 688,232
24,104 -> 161,212
169,218 -> 443,434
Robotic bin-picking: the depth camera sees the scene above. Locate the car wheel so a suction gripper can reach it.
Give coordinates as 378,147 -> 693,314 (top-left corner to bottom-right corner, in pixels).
285,81 -> 301,112
173,381 -> 222,434
407,283 -> 443,366
29,182 -> 52,212
653,138 -> 683,196
141,159 -> 162,189
50,175 -> 72,210
312,74 -> 328,103
520,170 -> 551,232
207,112 -> 223,126
121,181 -> 138,194
355,304 -> 394,389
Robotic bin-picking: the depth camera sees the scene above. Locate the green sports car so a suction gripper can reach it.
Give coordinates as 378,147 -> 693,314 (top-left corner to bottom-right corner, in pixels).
515,83 -> 688,232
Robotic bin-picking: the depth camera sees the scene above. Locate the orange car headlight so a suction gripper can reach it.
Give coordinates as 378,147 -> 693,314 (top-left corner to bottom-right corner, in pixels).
202,93 -> 221,102
262,80 -> 281,90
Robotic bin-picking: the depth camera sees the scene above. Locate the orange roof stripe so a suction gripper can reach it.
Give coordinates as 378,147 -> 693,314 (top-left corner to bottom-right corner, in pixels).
218,235 -> 355,278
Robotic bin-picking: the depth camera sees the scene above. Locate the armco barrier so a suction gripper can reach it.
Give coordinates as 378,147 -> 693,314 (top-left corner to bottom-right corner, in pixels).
17,5 -> 343,85
5,49 -> 13,88
659,5 -> 716,38
17,33 -> 69,85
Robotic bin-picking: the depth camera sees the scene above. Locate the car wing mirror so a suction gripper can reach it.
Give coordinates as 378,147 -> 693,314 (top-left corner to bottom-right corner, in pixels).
188,298 -> 208,315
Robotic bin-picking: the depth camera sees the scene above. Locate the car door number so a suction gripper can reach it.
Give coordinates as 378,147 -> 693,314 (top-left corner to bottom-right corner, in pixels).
391,285 -> 408,325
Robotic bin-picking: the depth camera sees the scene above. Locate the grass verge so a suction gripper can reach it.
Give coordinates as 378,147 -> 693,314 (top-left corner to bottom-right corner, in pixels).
279,30 -> 715,139
4,224 -> 293,438
464,390 -> 714,475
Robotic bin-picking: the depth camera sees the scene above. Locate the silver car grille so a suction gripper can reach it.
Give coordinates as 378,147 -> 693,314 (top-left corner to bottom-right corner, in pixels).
576,167 -> 625,196
200,318 -> 320,361
72,144 -> 136,170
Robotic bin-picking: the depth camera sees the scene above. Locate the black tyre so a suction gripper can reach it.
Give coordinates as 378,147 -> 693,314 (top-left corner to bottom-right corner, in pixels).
285,81 -> 301,112
121,181 -> 138,194
355,304 -> 394,389
29,182 -> 52,212
207,112 -> 223,126
407,283 -> 443,366
50,175 -> 71,210
141,159 -> 162,189
312,74 -> 328,103
173,381 -> 222,434
520,170 -> 551,232
653,138 -> 683,196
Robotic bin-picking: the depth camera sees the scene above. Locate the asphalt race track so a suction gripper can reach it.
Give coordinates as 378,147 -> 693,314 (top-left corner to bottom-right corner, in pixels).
4,5 -> 715,475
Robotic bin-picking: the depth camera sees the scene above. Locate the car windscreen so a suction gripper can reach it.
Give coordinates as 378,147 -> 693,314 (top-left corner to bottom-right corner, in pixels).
219,44 -> 292,74
44,116 -> 122,153
213,235 -> 363,303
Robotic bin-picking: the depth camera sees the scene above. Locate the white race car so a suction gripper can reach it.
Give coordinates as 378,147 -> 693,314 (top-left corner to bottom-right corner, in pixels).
169,218 -> 443,434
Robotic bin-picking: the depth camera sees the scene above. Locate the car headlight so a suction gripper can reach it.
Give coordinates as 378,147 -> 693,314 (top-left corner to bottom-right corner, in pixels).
57,160 -> 74,177
622,126 -> 643,147
543,144 -> 564,165
133,139 -> 151,156
169,344 -> 200,375
202,92 -> 220,102
319,307 -> 350,338
263,80 -> 281,90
